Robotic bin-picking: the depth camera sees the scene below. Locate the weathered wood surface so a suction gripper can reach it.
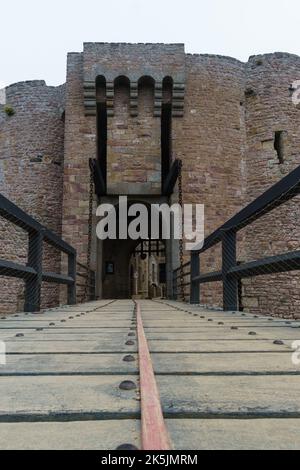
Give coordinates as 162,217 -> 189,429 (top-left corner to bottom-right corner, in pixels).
0,299 -> 299,449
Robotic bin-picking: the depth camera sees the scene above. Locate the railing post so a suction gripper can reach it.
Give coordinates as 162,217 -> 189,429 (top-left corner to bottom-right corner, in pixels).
67,252 -> 76,305
190,251 -> 200,304
24,229 -> 43,312
173,270 -> 178,300
222,230 -> 238,311
90,270 -> 96,301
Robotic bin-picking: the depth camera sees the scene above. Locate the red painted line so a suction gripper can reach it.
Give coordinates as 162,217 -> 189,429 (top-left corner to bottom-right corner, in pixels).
135,301 -> 172,450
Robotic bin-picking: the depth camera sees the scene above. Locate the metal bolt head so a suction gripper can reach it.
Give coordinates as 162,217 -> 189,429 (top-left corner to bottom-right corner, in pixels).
119,380 -> 136,391
116,444 -> 139,450
248,331 -> 257,336
274,340 -> 284,345
123,355 -> 135,362
49,323 -> 55,326
61,320 -> 66,323
15,333 -> 24,337
218,322 -> 224,325
231,326 -> 238,330
208,319 -> 213,322
69,317 -> 74,319
126,340 -> 135,346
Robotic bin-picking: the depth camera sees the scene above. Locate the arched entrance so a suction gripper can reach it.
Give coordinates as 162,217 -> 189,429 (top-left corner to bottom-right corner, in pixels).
97,199 -> 176,299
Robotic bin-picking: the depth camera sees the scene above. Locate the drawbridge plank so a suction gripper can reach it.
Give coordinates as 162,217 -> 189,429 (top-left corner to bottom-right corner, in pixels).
1,299 -> 300,449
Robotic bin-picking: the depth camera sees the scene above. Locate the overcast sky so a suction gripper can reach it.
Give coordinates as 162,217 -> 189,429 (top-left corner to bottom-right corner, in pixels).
0,0 -> 299,88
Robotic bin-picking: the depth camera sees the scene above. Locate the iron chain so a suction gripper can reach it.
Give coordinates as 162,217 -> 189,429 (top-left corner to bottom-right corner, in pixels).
178,160 -> 185,302
84,164 -> 94,302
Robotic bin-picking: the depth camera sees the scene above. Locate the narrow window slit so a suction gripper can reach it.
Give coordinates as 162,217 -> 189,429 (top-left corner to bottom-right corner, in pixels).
274,131 -> 285,164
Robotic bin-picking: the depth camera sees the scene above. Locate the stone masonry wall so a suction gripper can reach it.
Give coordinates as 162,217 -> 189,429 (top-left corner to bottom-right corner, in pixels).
241,53 -> 300,318
107,79 -> 161,194
62,52 -> 98,304
174,54 -> 247,308
0,80 -> 65,314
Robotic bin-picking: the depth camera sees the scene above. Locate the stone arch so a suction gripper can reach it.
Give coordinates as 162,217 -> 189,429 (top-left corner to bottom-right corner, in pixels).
138,76 -> 155,115
162,76 -> 173,103
113,75 -> 130,116
96,75 -> 106,103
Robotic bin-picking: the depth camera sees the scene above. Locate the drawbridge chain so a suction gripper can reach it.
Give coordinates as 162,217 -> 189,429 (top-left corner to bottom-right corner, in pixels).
177,160 -> 185,302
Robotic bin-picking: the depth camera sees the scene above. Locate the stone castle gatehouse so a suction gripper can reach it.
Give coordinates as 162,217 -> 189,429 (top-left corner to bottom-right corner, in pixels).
1,43 -> 300,317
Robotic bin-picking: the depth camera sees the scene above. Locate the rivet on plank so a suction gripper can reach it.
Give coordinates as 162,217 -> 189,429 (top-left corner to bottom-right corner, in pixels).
116,444 -> 139,450
15,333 -> 24,337
248,331 -> 257,336
61,320 -> 66,323
231,326 -> 238,330
1,317 -> 6,320
69,317 -> 74,319
128,332 -> 135,337
36,328 -> 43,331
119,381 -> 136,390
208,319 -> 213,322
126,340 -> 135,346
123,355 -> 135,362
218,322 -> 224,325
49,323 -> 55,326
274,340 -> 284,345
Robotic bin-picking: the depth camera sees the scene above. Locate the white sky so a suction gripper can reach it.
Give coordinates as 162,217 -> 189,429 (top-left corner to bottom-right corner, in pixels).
0,0 -> 299,88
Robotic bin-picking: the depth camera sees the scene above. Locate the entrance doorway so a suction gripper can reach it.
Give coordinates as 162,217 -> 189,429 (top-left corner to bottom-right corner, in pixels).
97,199 -> 175,299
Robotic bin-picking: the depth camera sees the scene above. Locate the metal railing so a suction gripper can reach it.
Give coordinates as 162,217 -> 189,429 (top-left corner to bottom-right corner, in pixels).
172,164 -> 300,310
0,193 -> 76,312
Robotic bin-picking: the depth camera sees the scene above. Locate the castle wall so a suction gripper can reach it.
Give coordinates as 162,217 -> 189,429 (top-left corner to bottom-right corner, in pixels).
107,78 -> 161,194
0,80 -> 65,313
83,43 -> 185,195
61,53 -> 98,305
241,53 -> 300,318
174,54 -> 247,307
